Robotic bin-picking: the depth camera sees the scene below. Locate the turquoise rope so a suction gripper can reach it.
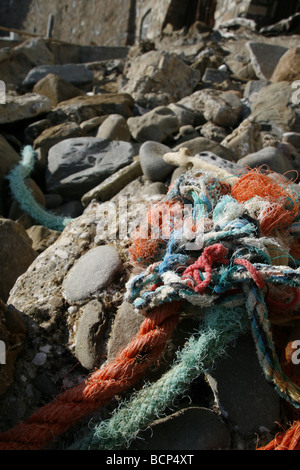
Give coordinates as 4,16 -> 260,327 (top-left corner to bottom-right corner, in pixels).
70,299 -> 249,450
6,145 -> 74,231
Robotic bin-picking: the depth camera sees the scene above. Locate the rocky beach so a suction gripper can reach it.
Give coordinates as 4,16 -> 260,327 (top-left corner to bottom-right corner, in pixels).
1,3 -> 300,452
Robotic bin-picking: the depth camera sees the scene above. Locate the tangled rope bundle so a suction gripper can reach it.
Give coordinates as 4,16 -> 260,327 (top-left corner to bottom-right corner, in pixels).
3,149 -> 300,450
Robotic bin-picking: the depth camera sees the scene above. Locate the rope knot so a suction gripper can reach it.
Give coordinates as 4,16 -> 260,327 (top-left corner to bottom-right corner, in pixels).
182,243 -> 229,293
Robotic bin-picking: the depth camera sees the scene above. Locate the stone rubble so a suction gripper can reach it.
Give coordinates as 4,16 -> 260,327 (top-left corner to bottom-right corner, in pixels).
0,16 -> 300,451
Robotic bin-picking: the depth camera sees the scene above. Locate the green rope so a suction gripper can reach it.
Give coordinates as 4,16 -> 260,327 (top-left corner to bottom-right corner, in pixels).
6,145 -> 74,231
70,297 -> 249,450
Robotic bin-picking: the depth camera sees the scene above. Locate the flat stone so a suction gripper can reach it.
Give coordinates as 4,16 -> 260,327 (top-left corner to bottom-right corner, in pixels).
246,42 -> 288,80
74,299 -> 107,369
130,407 -> 231,450
0,93 -> 52,125
206,334 -> 281,435
139,141 -> 174,181
51,93 -> 134,124
81,160 -> 142,206
107,301 -> 145,360
45,137 -> 134,199
23,63 -> 94,87
62,245 -> 122,303
202,67 -> 229,84
221,118 -> 263,160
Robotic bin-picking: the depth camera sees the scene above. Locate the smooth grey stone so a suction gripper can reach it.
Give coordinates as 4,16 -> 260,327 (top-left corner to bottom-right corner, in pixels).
62,245 -> 122,303
202,67 -> 229,84
74,299 -> 107,369
238,144 -> 300,175
206,334 -> 281,435
130,407 -> 231,450
45,137 -> 134,199
139,141 -> 174,182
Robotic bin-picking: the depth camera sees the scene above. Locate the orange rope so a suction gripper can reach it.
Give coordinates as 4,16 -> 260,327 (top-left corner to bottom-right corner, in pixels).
258,421 -> 300,450
0,301 -> 181,450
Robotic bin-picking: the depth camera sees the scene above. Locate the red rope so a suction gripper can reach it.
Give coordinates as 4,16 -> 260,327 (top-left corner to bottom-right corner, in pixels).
182,244 -> 229,293
234,258 -> 266,289
258,421 -> 300,450
0,301 -> 181,450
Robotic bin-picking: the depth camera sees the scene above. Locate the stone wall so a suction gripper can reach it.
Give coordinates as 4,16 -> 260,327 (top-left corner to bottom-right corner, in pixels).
0,0 -> 300,47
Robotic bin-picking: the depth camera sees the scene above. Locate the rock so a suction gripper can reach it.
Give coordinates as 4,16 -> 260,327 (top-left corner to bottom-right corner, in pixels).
206,334 -> 281,435
26,225 -> 61,253
81,160 -> 142,205
246,42 -> 288,80
74,299 -> 107,369
127,106 -> 179,144
24,119 -> 52,144
52,200 -> 84,218
62,245 -> 122,303
167,103 -> 197,127
139,141 -> 174,181
0,218 -> 37,302
178,90 -> 243,128
176,125 -> 199,143
107,301 -> 145,360
33,121 -> 85,165
282,132 -> 300,150
200,122 -> 230,143
0,135 -> 20,212
249,82 -> 300,133
271,47 -> 300,82
0,38 -> 54,87
79,116 -> 107,133
45,137 -> 134,199
237,144 -> 300,176
0,93 -> 52,125
96,114 -> 131,141
33,73 -> 84,107
120,50 -> 200,108
51,93 -> 134,124
23,63 -> 94,87
221,118 -> 263,160
0,300 -> 26,395
34,121 -> 85,162
202,67 -> 229,84
143,182 -> 168,196
243,79 -> 270,104
130,407 -> 231,450
173,137 -> 235,161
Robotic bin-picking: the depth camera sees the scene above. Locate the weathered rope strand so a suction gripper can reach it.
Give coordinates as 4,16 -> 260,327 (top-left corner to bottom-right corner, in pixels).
0,301 -> 181,450
6,145 -> 73,231
70,297 -> 249,450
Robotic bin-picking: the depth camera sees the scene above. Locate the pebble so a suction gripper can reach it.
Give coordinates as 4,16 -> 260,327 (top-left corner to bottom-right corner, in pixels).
62,245 -> 122,303
139,141 -> 174,181
32,352 -> 47,366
